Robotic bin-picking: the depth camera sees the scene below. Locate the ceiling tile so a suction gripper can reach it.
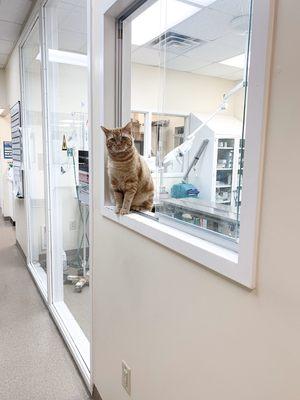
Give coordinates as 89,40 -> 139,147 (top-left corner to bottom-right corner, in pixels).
166,55 -> 208,72
220,69 -> 244,80
0,39 -> 15,54
0,54 -> 8,65
58,30 -> 87,53
132,47 -> 175,68
130,0 -> 250,80
173,7 -> 233,41
0,0 -> 32,25
192,62 -> 241,78
183,37 -> 244,64
61,0 -> 86,7
0,20 -> 22,42
60,8 -> 87,34
209,0 -> 251,17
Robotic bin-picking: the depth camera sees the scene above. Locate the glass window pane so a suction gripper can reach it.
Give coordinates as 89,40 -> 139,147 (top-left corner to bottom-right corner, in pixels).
123,0 -> 252,248
44,0 -> 90,361
21,20 -> 48,291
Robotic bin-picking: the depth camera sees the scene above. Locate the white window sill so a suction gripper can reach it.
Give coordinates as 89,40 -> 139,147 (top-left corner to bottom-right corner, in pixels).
102,206 -> 241,283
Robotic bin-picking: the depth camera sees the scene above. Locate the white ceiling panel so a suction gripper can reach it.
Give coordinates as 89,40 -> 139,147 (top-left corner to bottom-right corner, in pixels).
62,9 -> 87,34
0,39 -> 15,54
131,0 -> 250,80
166,55 -> 208,72
132,46 -> 175,67
173,7 -> 233,41
0,0 -> 33,24
193,62 -> 241,78
61,0 -> 86,7
183,37 -> 243,64
0,0 -> 35,67
0,21 -> 22,42
209,0 -> 251,17
0,54 -> 8,65
220,68 -> 244,80
58,30 -> 87,53
132,47 -> 161,67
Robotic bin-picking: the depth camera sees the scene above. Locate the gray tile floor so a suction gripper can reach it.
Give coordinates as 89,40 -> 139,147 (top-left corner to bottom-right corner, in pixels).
0,213 -> 91,400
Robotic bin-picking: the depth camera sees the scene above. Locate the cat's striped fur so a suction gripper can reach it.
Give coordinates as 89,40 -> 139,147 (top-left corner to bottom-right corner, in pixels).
101,122 -> 154,215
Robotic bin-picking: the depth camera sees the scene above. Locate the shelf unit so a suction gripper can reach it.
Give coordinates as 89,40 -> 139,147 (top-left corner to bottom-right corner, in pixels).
187,113 -> 243,208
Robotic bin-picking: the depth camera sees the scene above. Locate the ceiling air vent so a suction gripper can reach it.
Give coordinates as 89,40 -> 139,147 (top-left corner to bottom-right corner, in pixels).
149,31 -> 206,55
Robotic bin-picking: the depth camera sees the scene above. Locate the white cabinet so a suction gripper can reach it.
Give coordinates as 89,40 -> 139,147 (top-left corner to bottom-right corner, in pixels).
187,113 -> 243,208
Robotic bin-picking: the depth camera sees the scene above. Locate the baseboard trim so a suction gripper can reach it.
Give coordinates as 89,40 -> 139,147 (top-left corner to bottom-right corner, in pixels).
92,385 -> 103,400
15,239 -> 27,264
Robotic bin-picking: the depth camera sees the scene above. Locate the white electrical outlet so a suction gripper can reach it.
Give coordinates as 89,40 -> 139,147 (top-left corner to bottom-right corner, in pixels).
122,361 -> 131,395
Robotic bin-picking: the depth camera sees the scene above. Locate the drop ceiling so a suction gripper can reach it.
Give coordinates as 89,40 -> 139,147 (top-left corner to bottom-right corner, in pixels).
56,0 -> 87,54
132,0 -> 251,81
0,0 -> 35,68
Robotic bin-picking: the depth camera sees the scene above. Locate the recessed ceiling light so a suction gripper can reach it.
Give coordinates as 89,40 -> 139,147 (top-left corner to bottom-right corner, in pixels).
220,54 -> 245,69
132,0 -> 200,46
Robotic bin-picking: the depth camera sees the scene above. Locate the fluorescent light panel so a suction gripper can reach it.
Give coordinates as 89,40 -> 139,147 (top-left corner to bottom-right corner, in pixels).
187,0 -> 215,6
132,0 -> 200,46
220,54 -> 245,69
36,49 -> 87,67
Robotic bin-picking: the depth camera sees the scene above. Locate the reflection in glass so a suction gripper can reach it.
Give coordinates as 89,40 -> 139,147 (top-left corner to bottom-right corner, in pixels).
124,0 -> 252,247
21,21 -> 48,290
44,0 -> 90,357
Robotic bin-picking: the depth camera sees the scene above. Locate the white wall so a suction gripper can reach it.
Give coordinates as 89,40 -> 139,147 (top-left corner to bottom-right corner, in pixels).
0,114 -> 12,214
92,2 -> 300,400
131,63 -> 241,118
5,46 -> 27,254
0,69 -> 7,106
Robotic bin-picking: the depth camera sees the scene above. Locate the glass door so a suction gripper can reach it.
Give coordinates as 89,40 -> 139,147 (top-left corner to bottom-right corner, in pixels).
21,19 -> 48,295
43,0 -> 90,369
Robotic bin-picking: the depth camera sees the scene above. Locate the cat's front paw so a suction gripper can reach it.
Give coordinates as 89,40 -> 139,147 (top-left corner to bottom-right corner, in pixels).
119,208 -> 129,215
115,207 -> 121,214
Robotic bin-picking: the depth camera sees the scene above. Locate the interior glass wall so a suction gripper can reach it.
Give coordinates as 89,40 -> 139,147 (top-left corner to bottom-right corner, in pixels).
44,0 -> 90,365
21,20 -> 48,292
122,0 -> 252,249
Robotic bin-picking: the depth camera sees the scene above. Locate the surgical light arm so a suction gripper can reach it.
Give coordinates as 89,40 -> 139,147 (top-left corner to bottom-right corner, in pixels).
183,139 -> 209,182
162,80 -> 246,167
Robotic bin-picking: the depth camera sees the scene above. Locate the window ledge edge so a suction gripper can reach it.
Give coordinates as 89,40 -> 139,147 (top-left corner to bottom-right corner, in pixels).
101,206 -> 249,286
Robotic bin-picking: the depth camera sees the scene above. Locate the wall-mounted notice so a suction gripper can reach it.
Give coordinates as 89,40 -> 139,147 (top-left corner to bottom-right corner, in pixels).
10,101 -> 24,198
3,141 -> 12,159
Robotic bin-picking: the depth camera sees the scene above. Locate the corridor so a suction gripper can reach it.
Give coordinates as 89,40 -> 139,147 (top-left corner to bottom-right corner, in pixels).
0,213 -> 90,400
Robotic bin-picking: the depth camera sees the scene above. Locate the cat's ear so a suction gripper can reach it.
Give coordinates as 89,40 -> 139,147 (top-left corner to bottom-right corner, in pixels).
123,121 -> 133,135
101,126 -> 111,136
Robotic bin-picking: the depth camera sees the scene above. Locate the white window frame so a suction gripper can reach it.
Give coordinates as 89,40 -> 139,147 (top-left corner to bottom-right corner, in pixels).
95,0 -> 275,288
19,0 -> 93,388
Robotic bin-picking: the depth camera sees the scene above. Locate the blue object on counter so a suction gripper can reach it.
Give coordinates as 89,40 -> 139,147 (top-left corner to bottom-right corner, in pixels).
171,183 -> 199,199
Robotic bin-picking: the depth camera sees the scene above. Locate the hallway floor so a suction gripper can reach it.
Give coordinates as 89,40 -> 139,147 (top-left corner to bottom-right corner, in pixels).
0,214 -> 91,400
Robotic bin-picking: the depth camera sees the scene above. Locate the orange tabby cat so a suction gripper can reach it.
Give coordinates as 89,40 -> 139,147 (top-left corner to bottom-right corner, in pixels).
101,122 -> 154,215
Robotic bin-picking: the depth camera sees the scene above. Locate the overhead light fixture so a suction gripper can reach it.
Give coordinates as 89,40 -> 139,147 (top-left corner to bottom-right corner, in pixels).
132,0 -> 200,46
0,108 -> 6,116
36,49 -> 87,67
186,0 -> 215,6
220,54 -> 245,69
